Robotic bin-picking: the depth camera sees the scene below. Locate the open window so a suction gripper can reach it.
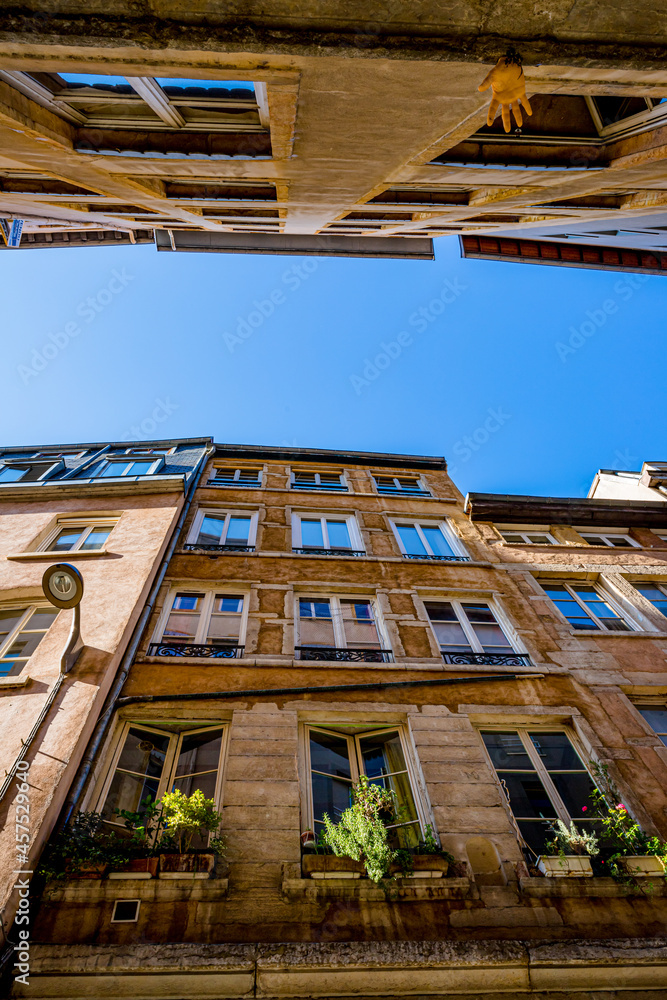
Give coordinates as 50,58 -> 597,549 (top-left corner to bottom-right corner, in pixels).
306,725 -> 424,848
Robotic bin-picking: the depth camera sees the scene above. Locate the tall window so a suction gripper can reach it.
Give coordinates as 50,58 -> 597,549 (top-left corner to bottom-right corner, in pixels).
307,726 -> 422,848
0,606 -> 59,676
637,708 -> 667,746
152,591 -> 246,656
100,722 -> 225,838
634,583 -> 667,618
293,514 -> 362,554
425,601 -> 523,662
392,520 -> 467,560
291,471 -> 348,492
187,510 -> 256,550
579,531 -> 639,548
540,582 -> 632,631
296,597 -> 390,661
40,519 -> 116,553
373,475 -> 429,496
481,729 -> 597,856
211,468 -> 262,487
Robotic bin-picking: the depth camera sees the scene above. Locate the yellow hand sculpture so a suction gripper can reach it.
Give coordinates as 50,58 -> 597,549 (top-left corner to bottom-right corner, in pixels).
478,57 -> 532,133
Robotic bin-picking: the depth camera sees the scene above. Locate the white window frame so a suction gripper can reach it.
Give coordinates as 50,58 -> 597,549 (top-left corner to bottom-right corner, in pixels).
187,508 -> 258,548
292,512 -> 363,552
290,469 -> 349,492
540,579 -> 637,631
390,518 -> 467,558
424,597 -> 520,654
497,526 -> 557,545
0,604 -> 59,675
372,474 -> 430,496
302,723 -> 427,840
38,517 -> 118,553
94,457 -> 164,478
111,900 -> 141,923
585,95 -> 667,141
295,594 -> 389,651
95,719 -> 229,831
212,467 -> 263,487
153,587 -> 249,647
576,528 -> 640,548
0,460 -> 63,483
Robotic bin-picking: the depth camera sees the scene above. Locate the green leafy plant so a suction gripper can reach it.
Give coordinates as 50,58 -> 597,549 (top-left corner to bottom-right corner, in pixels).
38,811 -> 133,883
416,823 -> 455,862
159,789 -> 225,854
322,776 -> 397,883
544,819 -> 599,858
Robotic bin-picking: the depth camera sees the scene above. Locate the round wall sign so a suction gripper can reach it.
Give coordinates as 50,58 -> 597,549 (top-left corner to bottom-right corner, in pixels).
42,563 -> 85,609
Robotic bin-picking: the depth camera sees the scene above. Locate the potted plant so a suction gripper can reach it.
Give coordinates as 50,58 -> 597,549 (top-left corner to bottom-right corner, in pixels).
537,820 -> 598,877
38,812 -> 132,883
107,799 -> 163,879
404,825 -> 455,878
157,789 -> 225,879
318,775 -> 398,884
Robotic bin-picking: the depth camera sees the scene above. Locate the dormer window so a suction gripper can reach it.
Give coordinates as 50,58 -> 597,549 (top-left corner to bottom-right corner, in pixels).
88,457 -> 164,478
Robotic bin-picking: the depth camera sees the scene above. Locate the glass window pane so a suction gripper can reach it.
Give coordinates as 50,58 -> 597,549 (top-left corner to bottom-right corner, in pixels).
326,520 -> 351,549
6,633 -> 47,658
216,596 -> 243,614
99,463 -> 126,478
128,461 -> 153,476
461,603 -> 497,624
639,708 -> 667,737
22,609 -> 58,631
102,772 -> 161,822
482,731 -> 534,770
636,586 -> 667,616
340,600 -> 380,648
517,819 -> 553,856
421,526 -> 455,557
301,519 -> 324,547
312,773 -> 352,824
359,731 -> 406,778
310,731 -> 352,778
470,624 -> 512,651
528,732 -> 584,770
164,593 -> 202,641
497,771 -> 558,819
116,727 -> 170,777
80,526 -> 111,550
172,770 -> 217,800
397,524 -> 426,556
226,517 -> 251,544
0,608 -> 26,637
175,729 -> 223,777
50,528 -> 83,552
550,772 -> 597,817
198,515 -> 226,545
0,467 -> 25,483
424,602 -> 458,622
501,532 -> 525,543
527,534 -> 551,545
581,535 -> 604,546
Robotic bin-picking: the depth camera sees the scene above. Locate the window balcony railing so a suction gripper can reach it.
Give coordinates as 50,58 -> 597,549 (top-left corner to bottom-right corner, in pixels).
183,543 -> 255,553
375,486 -> 431,497
440,651 -> 532,667
403,553 -> 471,562
292,547 -> 365,557
291,482 -> 348,492
207,477 -> 261,488
148,642 -> 245,658
295,645 -> 393,662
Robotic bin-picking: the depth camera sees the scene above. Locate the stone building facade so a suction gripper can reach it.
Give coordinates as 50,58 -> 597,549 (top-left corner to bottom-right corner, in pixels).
0,438 -> 211,935
15,444 -> 667,997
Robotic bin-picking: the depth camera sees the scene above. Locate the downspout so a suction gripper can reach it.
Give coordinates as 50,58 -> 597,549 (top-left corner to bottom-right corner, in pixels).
61,444 -> 213,825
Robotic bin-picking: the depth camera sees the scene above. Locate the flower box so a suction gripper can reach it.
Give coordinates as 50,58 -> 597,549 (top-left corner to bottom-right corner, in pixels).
158,852 -> 215,879
108,857 -> 159,880
301,855 -> 366,879
537,854 -> 593,878
620,855 -> 667,877
66,862 -> 107,880
391,855 -> 450,878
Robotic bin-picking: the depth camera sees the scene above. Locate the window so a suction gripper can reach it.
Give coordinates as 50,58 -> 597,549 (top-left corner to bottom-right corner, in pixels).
499,529 -> 556,545
540,582 -> 633,631
291,471 -> 348,492
634,583 -> 667,618
40,519 -> 116,553
292,514 -> 363,555
296,597 -> 391,661
0,466 -> 25,483
578,531 -> 639,548
392,520 -> 467,560
0,605 -> 59,676
151,591 -> 246,657
637,708 -> 667,747
211,468 -> 262,487
88,458 -> 162,478
100,722 -> 225,836
373,475 -> 430,496
481,728 -> 597,856
307,726 -> 423,848
424,600 -> 525,663
186,510 -> 256,551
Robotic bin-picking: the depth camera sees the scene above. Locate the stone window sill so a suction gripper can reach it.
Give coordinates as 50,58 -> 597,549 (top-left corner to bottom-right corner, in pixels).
568,629 -> 665,638
6,550 -> 110,561
0,675 -> 30,689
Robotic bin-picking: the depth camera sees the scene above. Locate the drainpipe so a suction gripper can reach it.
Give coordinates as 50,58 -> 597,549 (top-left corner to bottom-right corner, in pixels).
61,445 -> 212,825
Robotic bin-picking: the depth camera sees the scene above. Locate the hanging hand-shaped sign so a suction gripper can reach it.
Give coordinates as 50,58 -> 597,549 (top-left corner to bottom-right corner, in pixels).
478,51 -> 532,133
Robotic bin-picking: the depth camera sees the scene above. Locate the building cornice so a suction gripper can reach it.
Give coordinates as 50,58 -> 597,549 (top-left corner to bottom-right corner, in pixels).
213,443 -> 447,471
465,492 -> 667,528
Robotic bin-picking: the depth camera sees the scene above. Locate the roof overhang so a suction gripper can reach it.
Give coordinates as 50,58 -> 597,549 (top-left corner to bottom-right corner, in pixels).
465,492 -> 667,528
214,443 -> 447,471
155,230 -> 435,260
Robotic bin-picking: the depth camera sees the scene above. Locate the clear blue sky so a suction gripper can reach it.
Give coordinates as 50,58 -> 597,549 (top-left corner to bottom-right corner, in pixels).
1,237 -> 664,497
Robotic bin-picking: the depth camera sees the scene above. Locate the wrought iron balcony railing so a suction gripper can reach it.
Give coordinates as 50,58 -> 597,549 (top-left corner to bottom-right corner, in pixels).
183,543 -> 255,553
375,487 -> 431,497
292,547 -> 365,557
149,642 -> 245,658
440,651 -> 532,666
295,646 -> 393,662
403,553 -> 470,562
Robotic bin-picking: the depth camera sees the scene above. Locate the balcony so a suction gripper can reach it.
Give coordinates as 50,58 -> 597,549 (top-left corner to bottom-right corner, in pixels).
440,651 -> 532,666
183,543 -> 255,553
148,642 -> 245,658
292,547 -> 365,557
295,645 -> 393,662
403,553 -> 470,562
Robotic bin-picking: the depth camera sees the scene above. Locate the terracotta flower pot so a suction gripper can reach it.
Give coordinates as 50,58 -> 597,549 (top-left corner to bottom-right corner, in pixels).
108,857 -> 159,880
66,862 -> 108,880
158,852 -> 215,879
537,854 -> 593,878
301,855 -> 366,879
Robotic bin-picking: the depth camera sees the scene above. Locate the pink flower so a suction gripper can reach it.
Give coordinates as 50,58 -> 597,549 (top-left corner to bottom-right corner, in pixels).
581,806 -> 587,812
617,804 -> 626,810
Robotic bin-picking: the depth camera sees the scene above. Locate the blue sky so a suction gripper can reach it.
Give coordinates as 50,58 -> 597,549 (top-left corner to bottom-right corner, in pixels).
1,237 -> 664,497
